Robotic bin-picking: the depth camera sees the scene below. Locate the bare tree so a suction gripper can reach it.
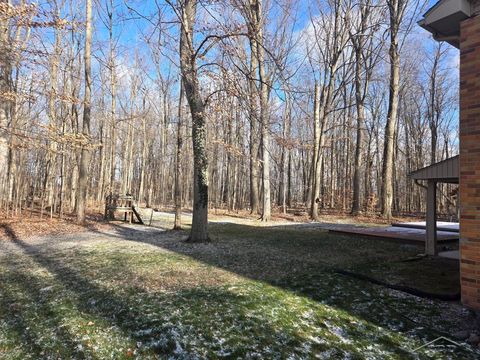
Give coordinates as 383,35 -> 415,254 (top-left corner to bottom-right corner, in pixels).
248,23 -> 260,215
255,0 -> 271,222
0,0 -> 460,227
174,81 -> 183,230
76,0 -> 92,223
310,81 -> 321,219
178,0 -> 209,241
308,0 -> 351,219
425,42 -> 448,165
380,0 -> 409,219
0,0 -> 11,200
350,0 -> 382,214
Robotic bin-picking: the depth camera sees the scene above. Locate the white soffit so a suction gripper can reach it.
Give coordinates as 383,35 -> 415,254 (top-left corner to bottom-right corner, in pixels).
425,0 -> 471,24
419,0 -> 473,48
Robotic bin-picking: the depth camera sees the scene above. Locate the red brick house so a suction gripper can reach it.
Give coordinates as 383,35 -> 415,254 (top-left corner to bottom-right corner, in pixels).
419,0 -> 480,309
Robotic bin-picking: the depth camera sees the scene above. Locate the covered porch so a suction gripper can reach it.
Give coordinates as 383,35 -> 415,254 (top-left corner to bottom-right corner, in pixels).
419,0 -> 480,309
409,156 -> 459,256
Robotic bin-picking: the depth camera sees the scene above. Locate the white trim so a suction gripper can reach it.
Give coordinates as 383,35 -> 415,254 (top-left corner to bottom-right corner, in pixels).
424,0 -> 471,24
419,0 -> 474,48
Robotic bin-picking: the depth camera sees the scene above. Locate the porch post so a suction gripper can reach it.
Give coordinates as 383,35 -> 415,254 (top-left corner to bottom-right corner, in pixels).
426,180 -> 437,256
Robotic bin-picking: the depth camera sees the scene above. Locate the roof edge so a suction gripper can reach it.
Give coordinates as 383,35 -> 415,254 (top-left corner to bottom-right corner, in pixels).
408,155 -> 459,178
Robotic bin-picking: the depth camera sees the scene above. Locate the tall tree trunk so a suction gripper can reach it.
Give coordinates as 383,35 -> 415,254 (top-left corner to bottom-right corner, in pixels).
108,0 -> 116,194
174,81 -> 183,230
253,0 -> 271,221
287,145 -> 292,208
0,0 -> 11,203
224,106 -> 232,207
248,36 -> 260,214
97,114 -> 106,202
428,45 -> 441,165
161,92 -> 169,205
311,82 -> 321,220
279,96 -> 290,213
352,46 -> 365,215
6,64 -> 18,208
180,0 -> 208,241
59,120 -> 66,217
138,118 -> 147,203
76,0 -> 92,223
45,11 -> 61,210
381,0 -> 402,219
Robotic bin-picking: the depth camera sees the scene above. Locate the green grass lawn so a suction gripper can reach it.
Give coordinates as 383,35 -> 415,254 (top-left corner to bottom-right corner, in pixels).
0,219 -> 476,359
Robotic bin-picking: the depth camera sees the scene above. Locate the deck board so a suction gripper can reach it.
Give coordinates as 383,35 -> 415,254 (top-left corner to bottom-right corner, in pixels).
392,221 -> 459,233
328,225 -> 458,243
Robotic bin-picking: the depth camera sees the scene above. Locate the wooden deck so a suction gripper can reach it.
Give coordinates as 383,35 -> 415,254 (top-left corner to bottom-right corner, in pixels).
392,221 -> 459,233
328,225 -> 458,244
438,250 -> 460,260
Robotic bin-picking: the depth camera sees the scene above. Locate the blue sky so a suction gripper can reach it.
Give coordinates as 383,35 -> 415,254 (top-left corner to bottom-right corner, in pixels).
89,0 -> 442,50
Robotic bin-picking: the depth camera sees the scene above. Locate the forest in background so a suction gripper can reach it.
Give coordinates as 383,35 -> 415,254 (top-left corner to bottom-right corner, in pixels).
0,0 -> 459,239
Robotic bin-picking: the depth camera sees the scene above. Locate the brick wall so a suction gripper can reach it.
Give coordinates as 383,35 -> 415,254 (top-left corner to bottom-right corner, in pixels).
460,15 -> 480,309
473,1 -> 480,16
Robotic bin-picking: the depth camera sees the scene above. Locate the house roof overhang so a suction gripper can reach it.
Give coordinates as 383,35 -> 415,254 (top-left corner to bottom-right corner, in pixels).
418,0 -> 474,49
409,155 -> 459,184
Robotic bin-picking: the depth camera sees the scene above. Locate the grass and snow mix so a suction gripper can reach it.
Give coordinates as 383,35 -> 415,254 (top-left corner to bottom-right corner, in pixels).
0,219 -> 477,359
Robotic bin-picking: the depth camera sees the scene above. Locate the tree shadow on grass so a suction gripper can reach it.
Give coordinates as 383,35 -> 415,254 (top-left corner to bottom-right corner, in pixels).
89,222 -> 477,356
0,222 -> 476,359
0,223 -> 391,359
0,225 -> 86,358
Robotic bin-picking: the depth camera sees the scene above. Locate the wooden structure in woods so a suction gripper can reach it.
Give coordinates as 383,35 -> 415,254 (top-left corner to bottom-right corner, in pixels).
104,194 -> 144,224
